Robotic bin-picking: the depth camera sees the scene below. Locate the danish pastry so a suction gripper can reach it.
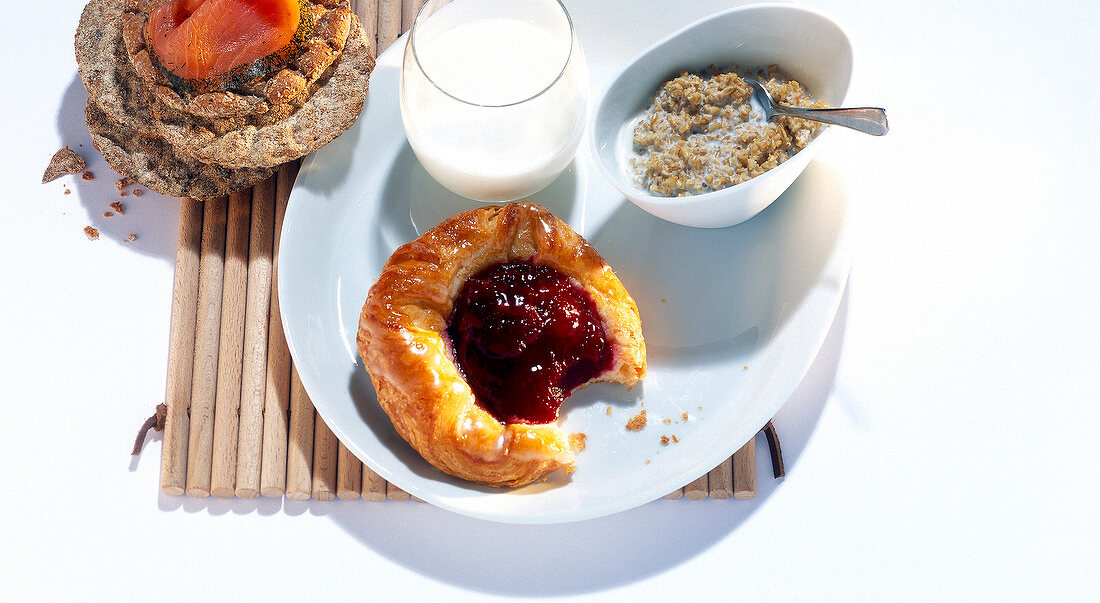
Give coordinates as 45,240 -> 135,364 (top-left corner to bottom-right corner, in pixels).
357,202 -> 646,487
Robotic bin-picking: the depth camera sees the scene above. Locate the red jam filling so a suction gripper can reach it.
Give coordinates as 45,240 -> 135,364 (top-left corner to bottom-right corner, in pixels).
447,259 -> 613,425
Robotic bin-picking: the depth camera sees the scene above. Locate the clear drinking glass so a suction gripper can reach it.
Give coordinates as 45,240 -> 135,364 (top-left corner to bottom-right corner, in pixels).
399,0 -> 588,202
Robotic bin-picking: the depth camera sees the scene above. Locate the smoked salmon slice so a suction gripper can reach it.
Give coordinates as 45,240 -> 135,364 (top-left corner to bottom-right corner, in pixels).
148,0 -> 304,85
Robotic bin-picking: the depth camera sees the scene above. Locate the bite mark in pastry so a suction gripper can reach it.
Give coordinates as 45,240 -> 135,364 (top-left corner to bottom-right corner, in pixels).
357,202 -> 646,487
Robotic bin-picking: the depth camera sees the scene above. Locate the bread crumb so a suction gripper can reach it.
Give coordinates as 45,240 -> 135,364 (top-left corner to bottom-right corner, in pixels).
132,189 -> 143,197
84,226 -> 100,240
743,365 -> 748,370
672,435 -> 679,443
568,432 -> 587,452
681,412 -> 689,421
660,435 -> 670,445
81,171 -> 94,181
625,409 -> 647,431
63,187 -> 71,195
645,459 -> 651,464
605,406 -> 612,416
109,201 -> 125,215
120,191 -> 128,196
115,176 -> 135,191
125,233 -> 137,242
43,146 -> 86,183
662,418 -> 671,424
103,211 -> 113,218
563,466 -> 576,475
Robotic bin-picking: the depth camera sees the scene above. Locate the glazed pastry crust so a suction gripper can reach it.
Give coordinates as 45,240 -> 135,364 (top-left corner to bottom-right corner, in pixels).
357,202 -> 646,487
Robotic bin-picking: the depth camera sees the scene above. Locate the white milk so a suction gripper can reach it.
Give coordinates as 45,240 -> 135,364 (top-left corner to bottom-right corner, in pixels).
400,18 -> 588,201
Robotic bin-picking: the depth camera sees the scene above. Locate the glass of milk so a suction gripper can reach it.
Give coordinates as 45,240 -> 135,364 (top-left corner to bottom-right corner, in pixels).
400,0 -> 588,202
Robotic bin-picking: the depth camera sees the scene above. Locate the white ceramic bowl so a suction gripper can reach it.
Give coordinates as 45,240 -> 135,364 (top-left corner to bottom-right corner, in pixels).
589,4 -> 853,228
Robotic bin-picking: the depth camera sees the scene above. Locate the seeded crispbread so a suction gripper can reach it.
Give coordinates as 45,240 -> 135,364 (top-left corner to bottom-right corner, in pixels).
74,0 -> 375,194
86,100 -> 274,199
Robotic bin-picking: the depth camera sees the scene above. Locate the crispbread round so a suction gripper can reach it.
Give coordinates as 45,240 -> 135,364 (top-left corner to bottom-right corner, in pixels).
86,100 -> 274,199
75,0 -> 376,172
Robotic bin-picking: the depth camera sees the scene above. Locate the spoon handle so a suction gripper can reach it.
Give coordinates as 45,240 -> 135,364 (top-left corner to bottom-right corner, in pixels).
774,105 -> 889,136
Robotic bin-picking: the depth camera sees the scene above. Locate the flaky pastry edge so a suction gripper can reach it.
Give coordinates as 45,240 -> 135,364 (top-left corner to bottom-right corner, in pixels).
356,202 -> 646,487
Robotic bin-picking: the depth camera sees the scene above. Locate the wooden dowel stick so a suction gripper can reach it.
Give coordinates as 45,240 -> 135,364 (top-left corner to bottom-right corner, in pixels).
210,189 -> 252,498
159,197 -> 203,496
312,412 -> 339,501
259,162 -> 298,497
663,488 -> 683,500
352,0 -> 379,56
708,456 -> 734,499
235,177 -> 276,498
378,0 -> 401,52
387,482 -> 410,501
683,474 -> 709,500
733,437 -> 757,500
401,0 -> 420,34
336,442 -> 362,500
361,465 -> 387,501
185,196 -> 228,498
286,365 -> 315,501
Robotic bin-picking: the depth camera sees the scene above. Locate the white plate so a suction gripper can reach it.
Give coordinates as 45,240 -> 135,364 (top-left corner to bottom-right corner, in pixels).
279,1 -> 850,524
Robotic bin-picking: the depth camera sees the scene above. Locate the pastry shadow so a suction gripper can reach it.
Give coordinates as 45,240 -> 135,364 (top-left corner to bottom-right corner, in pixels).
56,73 -> 179,262
346,368 -> 456,484
557,381 -> 645,423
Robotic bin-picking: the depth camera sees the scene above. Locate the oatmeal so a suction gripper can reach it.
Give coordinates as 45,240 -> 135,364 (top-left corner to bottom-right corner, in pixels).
631,66 -> 828,196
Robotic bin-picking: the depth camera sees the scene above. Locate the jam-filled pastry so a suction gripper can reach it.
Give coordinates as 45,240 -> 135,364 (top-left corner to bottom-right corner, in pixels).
357,202 -> 646,487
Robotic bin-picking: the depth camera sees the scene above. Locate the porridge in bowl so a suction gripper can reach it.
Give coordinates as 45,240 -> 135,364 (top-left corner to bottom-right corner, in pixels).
632,66 -> 828,197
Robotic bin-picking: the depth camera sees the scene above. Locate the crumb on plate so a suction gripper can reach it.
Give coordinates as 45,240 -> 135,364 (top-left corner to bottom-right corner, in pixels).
568,432 -> 587,452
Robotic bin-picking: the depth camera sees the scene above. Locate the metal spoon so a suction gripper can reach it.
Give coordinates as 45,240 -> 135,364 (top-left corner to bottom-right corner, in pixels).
746,78 -> 889,136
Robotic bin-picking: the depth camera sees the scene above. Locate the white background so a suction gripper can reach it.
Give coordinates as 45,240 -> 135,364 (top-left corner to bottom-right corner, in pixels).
2,0 -> 1098,599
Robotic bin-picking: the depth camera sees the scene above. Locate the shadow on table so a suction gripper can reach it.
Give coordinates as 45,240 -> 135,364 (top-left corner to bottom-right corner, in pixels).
56,74 -> 180,262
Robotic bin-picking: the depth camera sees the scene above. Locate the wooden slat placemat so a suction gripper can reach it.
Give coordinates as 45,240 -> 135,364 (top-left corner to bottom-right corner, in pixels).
156,0 -> 770,503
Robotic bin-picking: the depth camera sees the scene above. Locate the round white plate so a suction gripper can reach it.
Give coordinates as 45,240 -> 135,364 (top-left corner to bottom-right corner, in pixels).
279,1 -> 850,524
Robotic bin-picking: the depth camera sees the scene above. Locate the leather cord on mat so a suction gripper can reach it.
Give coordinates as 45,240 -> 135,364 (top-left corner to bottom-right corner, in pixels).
132,403 -> 168,455
762,420 -> 785,479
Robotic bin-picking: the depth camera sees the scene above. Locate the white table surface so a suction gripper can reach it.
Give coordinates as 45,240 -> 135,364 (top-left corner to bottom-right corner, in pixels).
2,0 -> 1098,599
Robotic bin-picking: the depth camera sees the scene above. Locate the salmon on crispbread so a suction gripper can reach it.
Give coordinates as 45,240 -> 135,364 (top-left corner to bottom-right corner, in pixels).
75,0 -> 375,198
